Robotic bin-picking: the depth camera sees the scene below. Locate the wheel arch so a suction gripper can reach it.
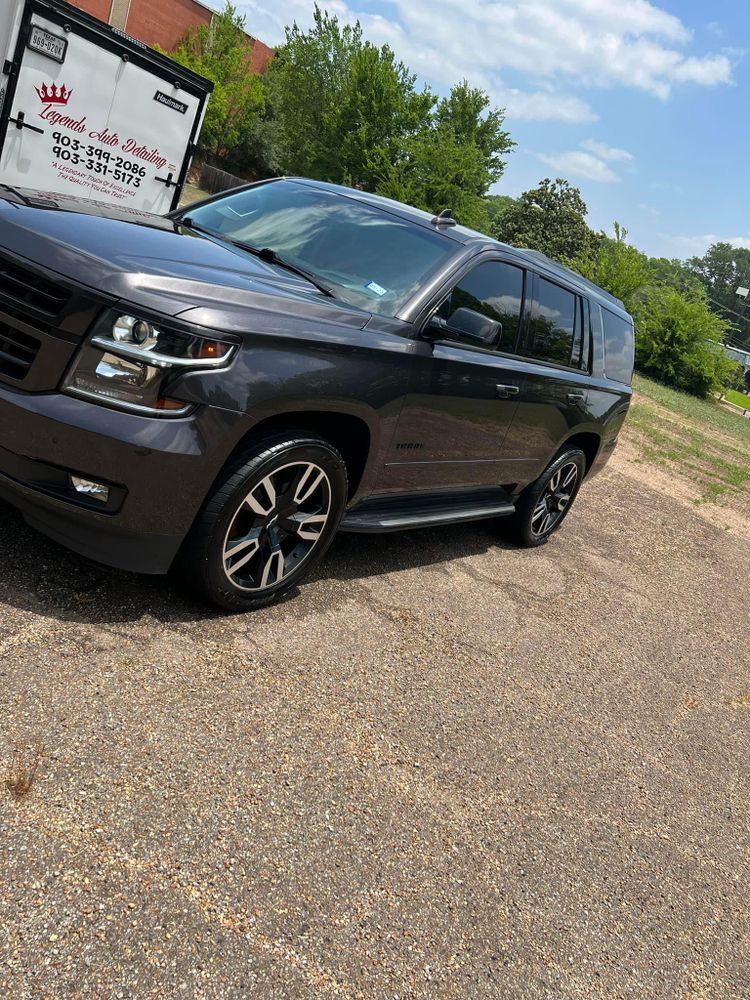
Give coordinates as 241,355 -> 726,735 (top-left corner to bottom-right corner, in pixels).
221,409 -> 373,501
560,430 -> 602,475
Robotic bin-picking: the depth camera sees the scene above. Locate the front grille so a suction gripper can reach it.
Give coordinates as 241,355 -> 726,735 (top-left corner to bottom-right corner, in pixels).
0,254 -> 71,328
0,322 -> 41,381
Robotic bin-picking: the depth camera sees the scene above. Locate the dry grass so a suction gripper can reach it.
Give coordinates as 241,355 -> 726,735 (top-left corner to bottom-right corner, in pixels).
628,375 -> 750,505
5,747 -> 43,801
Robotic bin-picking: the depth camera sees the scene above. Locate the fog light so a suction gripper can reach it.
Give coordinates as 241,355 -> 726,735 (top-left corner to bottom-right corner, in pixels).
70,476 -> 109,503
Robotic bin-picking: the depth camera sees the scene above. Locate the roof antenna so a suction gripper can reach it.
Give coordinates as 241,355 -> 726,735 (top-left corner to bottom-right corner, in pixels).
431,208 -> 457,227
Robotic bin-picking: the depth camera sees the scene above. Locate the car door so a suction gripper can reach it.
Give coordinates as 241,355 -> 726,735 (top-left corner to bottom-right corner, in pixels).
500,272 -> 592,478
379,256 -> 532,492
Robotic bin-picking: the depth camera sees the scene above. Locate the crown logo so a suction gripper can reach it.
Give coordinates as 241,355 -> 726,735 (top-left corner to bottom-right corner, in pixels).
35,83 -> 72,105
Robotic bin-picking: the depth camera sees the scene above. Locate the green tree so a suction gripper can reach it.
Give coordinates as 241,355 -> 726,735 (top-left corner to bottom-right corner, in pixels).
432,81 -> 513,190
374,129 -> 493,231
484,194 -> 517,235
372,83 -> 513,231
496,178 -> 601,261
644,256 -> 704,298
265,15 -> 513,228
572,223 -> 646,310
167,3 -> 265,169
570,223 -> 739,396
265,6 -> 434,189
688,242 -> 750,347
689,242 -> 750,297
633,287 -> 737,397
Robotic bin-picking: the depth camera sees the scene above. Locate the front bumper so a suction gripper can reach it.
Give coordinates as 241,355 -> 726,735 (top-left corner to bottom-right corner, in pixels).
0,382 -> 246,574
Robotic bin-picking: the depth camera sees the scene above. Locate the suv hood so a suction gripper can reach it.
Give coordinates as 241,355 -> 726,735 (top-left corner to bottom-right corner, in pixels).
0,188 -> 371,329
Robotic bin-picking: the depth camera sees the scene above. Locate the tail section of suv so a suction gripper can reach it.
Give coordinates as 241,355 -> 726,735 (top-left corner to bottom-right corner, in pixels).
0,178 -> 634,610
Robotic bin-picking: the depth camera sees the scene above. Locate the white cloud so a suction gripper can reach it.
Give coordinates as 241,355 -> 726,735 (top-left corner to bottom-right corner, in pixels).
231,0 -> 734,111
581,139 -> 634,162
537,150 -> 619,183
535,137 -> 635,183
661,233 -> 750,257
499,90 -> 597,123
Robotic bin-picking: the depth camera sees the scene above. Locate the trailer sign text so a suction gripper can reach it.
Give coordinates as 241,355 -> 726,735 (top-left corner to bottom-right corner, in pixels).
0,0 -> 212,211
154,91 -> 188,115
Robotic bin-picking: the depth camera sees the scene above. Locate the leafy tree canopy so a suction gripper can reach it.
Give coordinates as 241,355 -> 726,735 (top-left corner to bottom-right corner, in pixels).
372,83 -> 513,232
571,224 -> 737,397
573,223 -> 646,312
688,242 -> 750,297
264,6 -> 434,190
688,242 -> 750,348
495,178 -> 602,261
632,287 -> 736,398
167,4 -> 265,167
484,194 -> 517,234
264,11 -> 512,228
644,256 -> 705,299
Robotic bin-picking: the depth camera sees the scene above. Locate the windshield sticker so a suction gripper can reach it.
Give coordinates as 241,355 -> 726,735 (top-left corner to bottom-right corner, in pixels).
364,280 -> 388,297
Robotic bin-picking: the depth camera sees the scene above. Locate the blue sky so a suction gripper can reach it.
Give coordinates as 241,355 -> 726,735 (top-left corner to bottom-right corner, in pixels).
228,0 -> 749,260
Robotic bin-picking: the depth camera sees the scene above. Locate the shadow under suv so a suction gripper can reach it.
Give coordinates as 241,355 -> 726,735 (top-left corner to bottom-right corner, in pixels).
0,178 -> 634,610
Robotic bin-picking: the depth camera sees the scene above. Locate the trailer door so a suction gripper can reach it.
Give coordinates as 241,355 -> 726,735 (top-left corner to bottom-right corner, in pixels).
0,0 -> 209,213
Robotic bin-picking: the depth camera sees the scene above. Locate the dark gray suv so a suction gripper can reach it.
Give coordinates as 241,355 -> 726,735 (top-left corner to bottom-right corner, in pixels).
0,178 -> 634,609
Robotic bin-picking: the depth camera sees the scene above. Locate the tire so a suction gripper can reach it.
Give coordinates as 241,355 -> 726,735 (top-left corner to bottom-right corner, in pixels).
503,447 -> 586,548
177,432 -> 348,611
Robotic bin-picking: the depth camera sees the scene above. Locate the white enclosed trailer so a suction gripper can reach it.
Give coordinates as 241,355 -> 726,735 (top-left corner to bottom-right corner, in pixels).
0,0 -> 212,212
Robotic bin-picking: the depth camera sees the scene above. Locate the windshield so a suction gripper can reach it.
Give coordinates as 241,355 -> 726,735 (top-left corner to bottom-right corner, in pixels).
180,180 -> 457,316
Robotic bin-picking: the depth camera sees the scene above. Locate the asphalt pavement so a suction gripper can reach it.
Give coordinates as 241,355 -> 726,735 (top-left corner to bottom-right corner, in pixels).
1,457 -> 749,999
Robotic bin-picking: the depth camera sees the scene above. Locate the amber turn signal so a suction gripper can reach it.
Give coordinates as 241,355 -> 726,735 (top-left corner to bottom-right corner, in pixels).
196,341 -> 231,360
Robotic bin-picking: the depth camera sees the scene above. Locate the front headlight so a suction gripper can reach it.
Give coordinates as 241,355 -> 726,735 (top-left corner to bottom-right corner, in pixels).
63,310 -> 238,416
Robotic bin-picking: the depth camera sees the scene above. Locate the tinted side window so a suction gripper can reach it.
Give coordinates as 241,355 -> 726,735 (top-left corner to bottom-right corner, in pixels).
602,308 -> 635,384
526,277 -> 581,367
438,261 -> 524,352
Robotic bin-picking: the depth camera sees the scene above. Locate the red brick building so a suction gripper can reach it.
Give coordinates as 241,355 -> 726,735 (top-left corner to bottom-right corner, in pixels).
72,0 -> 275,73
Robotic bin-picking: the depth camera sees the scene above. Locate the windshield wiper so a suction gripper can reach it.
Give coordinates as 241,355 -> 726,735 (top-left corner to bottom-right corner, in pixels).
179,217 -> 336,299
179,216 -> 221,239
232,242 -> 336,299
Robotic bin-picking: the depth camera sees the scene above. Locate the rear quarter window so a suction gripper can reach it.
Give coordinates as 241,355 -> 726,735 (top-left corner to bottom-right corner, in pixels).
602,307 -> 635,384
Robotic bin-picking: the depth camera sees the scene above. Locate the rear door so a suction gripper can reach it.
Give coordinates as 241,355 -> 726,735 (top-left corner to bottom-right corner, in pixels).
0,0 -> 207,212
501,272 -> 592,475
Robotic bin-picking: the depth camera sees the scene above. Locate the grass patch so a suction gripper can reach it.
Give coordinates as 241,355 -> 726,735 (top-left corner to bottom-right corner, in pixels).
632,373 -> 750,445
628,392 -> 750,503
724,388 -> 750,410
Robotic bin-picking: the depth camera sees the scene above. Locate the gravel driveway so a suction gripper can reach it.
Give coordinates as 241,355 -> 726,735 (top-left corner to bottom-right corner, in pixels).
1,447 -> 749,999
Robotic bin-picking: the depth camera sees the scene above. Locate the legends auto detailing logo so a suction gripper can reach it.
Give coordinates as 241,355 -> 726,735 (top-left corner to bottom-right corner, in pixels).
33,80 -> 169,172
35,82 -> 72,105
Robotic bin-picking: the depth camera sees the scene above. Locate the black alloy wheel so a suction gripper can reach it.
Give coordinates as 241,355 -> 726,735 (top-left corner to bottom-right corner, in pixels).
222,460 -> 332,591
503,447 -> 586,548
529,459 -> 580,538
179,433 -> 348,610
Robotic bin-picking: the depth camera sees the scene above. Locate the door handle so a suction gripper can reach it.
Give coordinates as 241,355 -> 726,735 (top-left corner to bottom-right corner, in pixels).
496,383 -> 519,398
8,112 -> 44,134
567,392 -> 586,402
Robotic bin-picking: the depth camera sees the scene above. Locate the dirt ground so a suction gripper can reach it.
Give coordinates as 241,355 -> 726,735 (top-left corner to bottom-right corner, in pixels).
1,404 -> 749,999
